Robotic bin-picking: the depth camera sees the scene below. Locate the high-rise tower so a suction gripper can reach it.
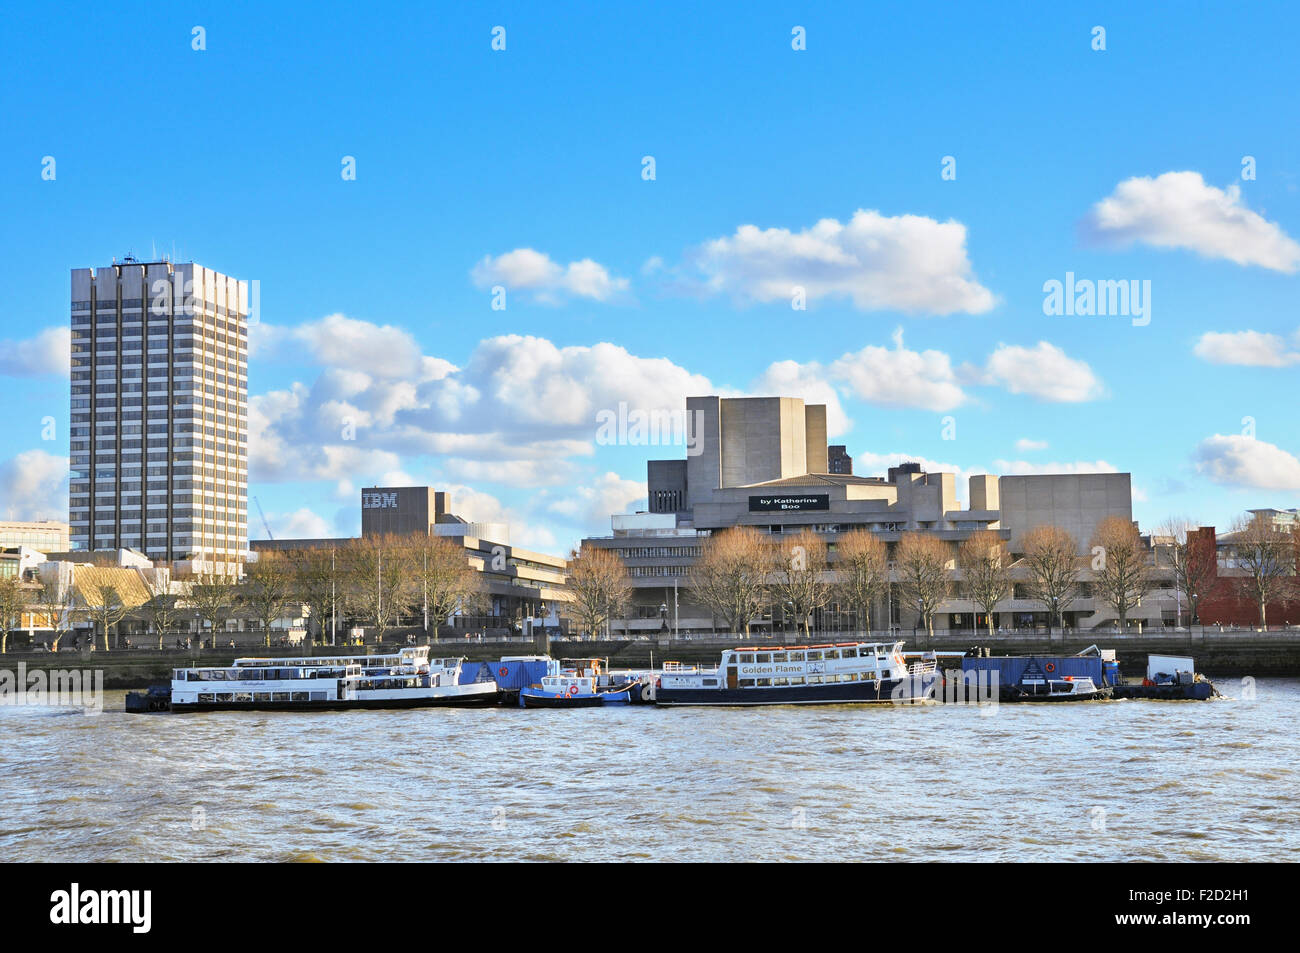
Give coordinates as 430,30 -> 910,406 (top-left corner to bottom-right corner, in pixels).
69,259 -> 249,574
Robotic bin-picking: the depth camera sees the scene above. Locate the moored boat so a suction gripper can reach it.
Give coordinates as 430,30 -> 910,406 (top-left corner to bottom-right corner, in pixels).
653,641 -> 938,706
1002,659 -> 1111,702
162,646 -> 500,712
519,657 -> 642,708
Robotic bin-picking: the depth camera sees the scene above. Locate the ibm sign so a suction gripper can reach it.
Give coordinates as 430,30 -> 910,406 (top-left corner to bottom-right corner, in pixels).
362,492 -> 398,509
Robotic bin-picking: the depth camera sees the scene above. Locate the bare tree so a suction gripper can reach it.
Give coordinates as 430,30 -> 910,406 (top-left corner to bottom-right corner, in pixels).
958,530 -> 1011,637
1156,517 -> 1219,625
80,580 -> 128,651
689,526 -> 773,638
1021,525 -> 1080,631
405,535 -> 482,638
895,532 -> 952,640
0,575 -> 31,654
340,534 -> 414,644
565,545 -> 632,639
287,547 -> 340,645
140,574 -> 184,650
833,529 -> 889,635
1228,513 -> 1295,627
186,571 -> 240,648
34,577 -> 74,651
772,529 -> 830,637
243,550 -> 296,647
1089,516 -> 1153,631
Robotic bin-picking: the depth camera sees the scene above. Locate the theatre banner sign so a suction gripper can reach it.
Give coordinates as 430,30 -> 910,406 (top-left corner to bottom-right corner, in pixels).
748,494 -> 830,512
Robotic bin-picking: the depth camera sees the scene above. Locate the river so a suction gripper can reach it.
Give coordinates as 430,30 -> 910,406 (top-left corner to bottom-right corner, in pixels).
3,679 -> 1295,862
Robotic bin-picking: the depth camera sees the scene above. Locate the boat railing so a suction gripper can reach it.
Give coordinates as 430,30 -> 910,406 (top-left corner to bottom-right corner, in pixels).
907,658 -> 938,677
661,661 -> 718,675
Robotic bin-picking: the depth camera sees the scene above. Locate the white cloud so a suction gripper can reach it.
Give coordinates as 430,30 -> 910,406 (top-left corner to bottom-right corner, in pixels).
272,507 -> 333,539
1192,330 -> 1300,367
1192,435 -> 1300,491
471,248 -> 630,303
251,322 -> 714,490
752,361 -> 852,436
1085,171 -> 1300,272
992,459 -> 1119,475
1015,438 -> 1049,452
548,472 -> 647,527
691,209 -> 996,314
984,342 -> 1104,403
850,452 -> 978,489
0,449 -> 68,520
0,327 -> 70,377
829,328 -> 967,411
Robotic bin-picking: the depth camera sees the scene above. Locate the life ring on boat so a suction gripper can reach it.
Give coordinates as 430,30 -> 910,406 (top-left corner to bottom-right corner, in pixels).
568,685 -> 580,696
498,666 -> 508,677
1044,663 -> 1056,673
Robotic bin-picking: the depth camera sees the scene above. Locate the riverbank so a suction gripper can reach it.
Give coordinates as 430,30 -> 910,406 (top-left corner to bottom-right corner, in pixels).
3,629 -> 1297,688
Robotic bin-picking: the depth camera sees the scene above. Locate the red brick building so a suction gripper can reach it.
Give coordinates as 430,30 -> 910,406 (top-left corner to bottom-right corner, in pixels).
1189,526 -> 1300,627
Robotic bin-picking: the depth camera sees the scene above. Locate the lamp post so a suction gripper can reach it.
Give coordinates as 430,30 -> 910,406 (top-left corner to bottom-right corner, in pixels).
659,601 -> 668,641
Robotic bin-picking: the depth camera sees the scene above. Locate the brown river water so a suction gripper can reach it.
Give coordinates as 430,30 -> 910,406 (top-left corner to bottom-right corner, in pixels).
2,679 -> 1295,862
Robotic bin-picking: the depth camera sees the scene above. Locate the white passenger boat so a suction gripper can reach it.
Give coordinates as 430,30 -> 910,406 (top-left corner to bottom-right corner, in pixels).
653,641 -> 938,706
168,646 -> 499,712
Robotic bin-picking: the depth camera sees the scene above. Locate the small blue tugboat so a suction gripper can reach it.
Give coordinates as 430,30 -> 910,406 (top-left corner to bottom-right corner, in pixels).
519,658 -> 642,708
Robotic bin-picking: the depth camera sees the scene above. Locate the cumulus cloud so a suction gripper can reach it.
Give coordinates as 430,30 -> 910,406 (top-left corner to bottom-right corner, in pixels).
1192,330 -> 1300,367
548,472 -> 647,527
0,449 -> 68,519
829,328 -> 967,411
273,507 -> 333,539
471,248 -> 630,303
0,327 -> 70,377
691,209 -> 996,314
1085,171 -> 1300,272
752,361 -> 853,436
983,342 -> 1104,403
1015,438 -> 1049,452
1193,435 -> 1300,490
992,459 -> 1119,475
250,322 -> 714,490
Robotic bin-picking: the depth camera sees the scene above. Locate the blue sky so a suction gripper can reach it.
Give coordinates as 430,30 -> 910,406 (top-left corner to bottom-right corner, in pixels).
1,1 -> 1297,552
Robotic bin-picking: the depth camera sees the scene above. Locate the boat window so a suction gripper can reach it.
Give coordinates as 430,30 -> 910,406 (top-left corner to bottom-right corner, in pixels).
824,649 -> 840,660
807,675 -> 823,684
756,678 -> 772,687
805,650 -> 822,661
787,651 -> 804,661
772,677 -> 788,686
254,692 -> 270,702
841,647 -> 858,659
788,677 -> 805,685
198,693 -> 214,703
292,692 -> 308,702
235,693 -> 253,703
755,653 -> 771,663
740,678 -> 757,687
702,679 -> 717,686
771,652 -> 787,663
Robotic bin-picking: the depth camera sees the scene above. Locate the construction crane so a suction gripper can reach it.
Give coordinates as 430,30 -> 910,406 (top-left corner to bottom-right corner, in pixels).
254,496 -> 274,540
